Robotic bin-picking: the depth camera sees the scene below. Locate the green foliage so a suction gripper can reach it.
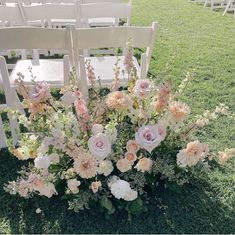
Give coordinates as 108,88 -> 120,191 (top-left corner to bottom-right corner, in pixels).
0,0 -> 235,233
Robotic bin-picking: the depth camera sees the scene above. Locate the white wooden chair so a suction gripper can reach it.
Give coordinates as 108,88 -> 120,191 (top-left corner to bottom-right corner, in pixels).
0,27 -> 74,145
223,0 -> 235,15
0,4 -> 25,67
0,103 -> 7,148
78,0 -> 132,28
204,0 -> 227,9
18,2 -> 80,29
71,22 -> 158,98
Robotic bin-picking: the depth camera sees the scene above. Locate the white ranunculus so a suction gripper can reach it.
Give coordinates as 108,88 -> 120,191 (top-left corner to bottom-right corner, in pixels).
34,155 -> 51,169
61,91 -> 77,106
92,124 -> 104,135
135,125 -> 163,153
37,182 -> 57,198
88,133 -> 111,161
108,177 -> 138,201
67,178 -> 81,194
97,160 -> 114,176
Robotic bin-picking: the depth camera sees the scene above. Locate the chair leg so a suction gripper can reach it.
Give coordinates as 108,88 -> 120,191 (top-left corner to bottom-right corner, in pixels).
0,115 -> 7,148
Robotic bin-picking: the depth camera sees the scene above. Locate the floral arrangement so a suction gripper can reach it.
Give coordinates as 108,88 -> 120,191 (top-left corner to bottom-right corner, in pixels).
4,43 -> 235,216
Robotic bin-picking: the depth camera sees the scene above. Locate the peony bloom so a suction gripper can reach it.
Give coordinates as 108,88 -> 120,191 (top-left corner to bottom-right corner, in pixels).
88,133 -> 111,161
124,152 -> 137,165
97,160 -> 114,176
91,181 -> 102,193
135,124 -> 165,153
177,140 -> 209,167
116,158 -> 132,172
106,91 -> 132,110
126,140 -> 140,153
92,124 -> 104,135
34,155 -> 51,169
74,153 -> 97,179
169,101 -> 190,126
134,79 -> 153,99
37,182 -> 57,198
61,91 -> 77,106
67,178 -> 81,194
29,81 -> 51,103
135,157 -> 153,173
108,177 -> 137,201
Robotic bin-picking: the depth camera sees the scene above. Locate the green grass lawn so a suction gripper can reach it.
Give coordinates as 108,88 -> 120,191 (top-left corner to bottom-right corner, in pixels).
0,0 -> 235,233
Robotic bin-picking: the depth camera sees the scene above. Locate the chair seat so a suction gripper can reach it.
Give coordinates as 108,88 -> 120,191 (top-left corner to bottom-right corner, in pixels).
85,56 -> 140,87
10,59 -> 64,88
88,17 -> 116,27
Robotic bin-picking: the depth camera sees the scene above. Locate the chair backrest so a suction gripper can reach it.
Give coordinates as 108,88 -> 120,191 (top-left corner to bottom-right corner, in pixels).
82,0 -> 120,3
78,1 -> 132,26
71,22 -> 158,97
0,4 -> 23,26
0,27 -> 73,50
18,2 -> 79,26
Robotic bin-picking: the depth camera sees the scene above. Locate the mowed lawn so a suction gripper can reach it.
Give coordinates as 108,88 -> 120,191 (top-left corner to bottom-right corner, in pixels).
0,0 -> 235,233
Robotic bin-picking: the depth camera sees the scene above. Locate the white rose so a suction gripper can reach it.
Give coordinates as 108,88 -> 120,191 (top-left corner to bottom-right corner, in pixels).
135,125 -> 163,153
92,124 -> 104,135
88,133 -> 111,161
97,160 -> 114,176
61,91 -> 77,106
34,155 -> 51,169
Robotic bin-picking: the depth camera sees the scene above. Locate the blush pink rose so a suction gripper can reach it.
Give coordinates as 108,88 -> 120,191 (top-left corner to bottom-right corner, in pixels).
134,79 -> 153,99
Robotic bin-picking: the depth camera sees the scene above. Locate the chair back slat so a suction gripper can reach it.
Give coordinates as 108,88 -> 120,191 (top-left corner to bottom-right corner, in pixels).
0,27 -> 71,50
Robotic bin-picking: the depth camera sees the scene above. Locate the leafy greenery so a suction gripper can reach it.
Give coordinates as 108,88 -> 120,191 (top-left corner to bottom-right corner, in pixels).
0,0 -> 235,233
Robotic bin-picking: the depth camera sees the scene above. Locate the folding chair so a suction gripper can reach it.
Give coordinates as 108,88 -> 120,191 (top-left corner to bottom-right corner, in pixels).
78,0 -> 132,28
0,27 -> 74,145
71,22 -> 158,98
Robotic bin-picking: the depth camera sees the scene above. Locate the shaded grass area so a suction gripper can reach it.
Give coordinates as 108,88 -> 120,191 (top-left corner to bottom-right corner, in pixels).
0,0 -> 235,233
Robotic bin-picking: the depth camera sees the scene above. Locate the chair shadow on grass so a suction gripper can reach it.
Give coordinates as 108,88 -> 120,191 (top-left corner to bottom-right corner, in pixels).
0,148 -> 234,234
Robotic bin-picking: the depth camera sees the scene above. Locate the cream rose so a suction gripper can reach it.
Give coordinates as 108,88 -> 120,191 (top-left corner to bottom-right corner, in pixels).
116,158 -> 132,173
88,133 -> 111,161
135,124 -> 164,153
135,157 -> 153,172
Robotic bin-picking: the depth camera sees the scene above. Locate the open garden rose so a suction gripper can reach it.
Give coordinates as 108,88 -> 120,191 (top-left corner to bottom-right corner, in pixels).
135,124 -> 166,153
88,133 -> 112,161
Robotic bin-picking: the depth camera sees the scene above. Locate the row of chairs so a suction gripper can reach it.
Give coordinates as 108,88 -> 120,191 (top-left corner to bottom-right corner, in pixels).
0,23 -> 158,147
191,0 -> 235,16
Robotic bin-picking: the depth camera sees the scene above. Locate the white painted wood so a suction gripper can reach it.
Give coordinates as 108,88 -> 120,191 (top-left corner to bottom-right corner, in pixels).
223,0 -> 235,15
0,56 -> 20,146
0,110 -> 7,148
78,1 -> 132,28
85,55 -> 140,86
71,22 -> 158,94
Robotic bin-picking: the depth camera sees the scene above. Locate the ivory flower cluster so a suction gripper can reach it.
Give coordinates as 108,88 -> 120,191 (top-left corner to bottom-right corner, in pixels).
5,59 -> 232,215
